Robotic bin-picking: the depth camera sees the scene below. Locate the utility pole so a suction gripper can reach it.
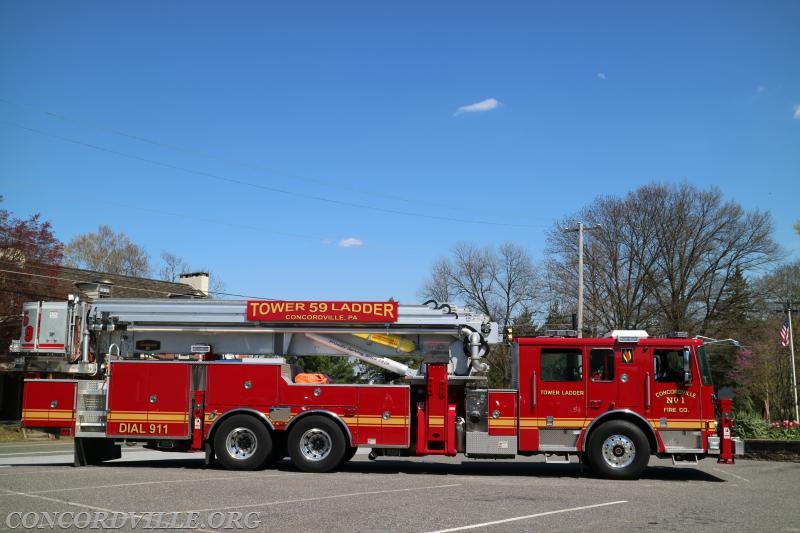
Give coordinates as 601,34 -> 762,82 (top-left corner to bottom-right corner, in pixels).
564,222 -> 601,338
784,301 -> 798,422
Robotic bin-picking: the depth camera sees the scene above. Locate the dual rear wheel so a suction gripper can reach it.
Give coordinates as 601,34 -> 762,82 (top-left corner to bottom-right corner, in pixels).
213,414 -> 349,473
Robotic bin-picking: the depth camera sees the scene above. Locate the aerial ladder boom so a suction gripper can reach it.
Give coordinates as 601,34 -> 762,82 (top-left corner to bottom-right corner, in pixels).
13,298 -> 499,378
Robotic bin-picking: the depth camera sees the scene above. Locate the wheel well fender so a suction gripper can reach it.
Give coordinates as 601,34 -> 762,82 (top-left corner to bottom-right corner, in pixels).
582,410 -> 657,453
285,410 -> 354,447
206,408 -> 275,448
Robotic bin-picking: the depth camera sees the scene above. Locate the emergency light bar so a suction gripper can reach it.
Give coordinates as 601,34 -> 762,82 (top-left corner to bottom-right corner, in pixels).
604,330 -> 649,343
543,329 -> 578,337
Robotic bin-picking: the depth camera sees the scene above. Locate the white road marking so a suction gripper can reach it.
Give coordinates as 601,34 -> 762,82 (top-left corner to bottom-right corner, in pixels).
424,500 -> 628,533
184,483 -> 463,513
0,450 -> 75,457
0,489 -> 219,533
0,488 -> 116,513
0,468 -> 71,477
711,467 -> 750,482
27,473 -> 308,493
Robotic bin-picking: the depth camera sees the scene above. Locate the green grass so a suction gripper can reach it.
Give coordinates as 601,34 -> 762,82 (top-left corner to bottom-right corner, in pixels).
0,422 -> 24,442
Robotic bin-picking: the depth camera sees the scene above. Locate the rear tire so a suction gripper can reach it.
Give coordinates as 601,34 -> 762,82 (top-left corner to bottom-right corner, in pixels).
213,414 -> 272,471
587,420 -> 649,480
288,416 -> 346,473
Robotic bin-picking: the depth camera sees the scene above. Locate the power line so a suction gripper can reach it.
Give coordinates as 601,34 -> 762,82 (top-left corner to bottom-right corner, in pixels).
0,99 -> 551,228
0,97 -> 463,213
4,120 -> 545,229
0,266 -> 274,300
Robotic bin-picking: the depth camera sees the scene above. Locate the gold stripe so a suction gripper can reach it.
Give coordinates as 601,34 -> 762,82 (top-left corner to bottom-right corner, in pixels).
22,410 -> 49,417
108,412 -> 188,422
518,417 -> 587,429
148,414 -> 188,422
110,411 -> 187,415
22,410 -> 74,419
108,413 -> 147,421
488,419 -> 517,427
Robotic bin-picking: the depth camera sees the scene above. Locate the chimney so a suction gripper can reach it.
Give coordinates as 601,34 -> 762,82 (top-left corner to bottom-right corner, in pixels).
180,272 -> 210,297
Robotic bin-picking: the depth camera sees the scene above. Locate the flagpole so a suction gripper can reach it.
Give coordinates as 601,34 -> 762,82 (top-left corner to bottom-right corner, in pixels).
788,303 -> 799,422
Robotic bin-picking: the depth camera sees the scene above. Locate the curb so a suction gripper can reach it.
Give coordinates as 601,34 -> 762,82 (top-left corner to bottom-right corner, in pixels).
742,439 -> 800,462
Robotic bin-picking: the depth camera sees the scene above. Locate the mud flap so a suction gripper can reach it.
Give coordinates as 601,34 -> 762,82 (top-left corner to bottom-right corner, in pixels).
204,441 -> 214,466
74,437 -> 121,466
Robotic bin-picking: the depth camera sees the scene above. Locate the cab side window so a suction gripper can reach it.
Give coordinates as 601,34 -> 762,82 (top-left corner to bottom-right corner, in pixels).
590,348 -> 615,381
541,349 -> 583,381
654,349 -> 684,382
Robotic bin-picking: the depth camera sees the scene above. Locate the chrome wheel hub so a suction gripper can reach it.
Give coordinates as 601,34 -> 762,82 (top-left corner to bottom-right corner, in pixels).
298,428 -> 332,461
601,434 -> 636,468
226,427 -> 257,460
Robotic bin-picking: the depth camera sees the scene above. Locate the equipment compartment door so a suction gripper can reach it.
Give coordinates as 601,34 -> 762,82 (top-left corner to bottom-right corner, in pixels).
107,362 -> 191,438
355,386 -> 410,447
22,379 -> 77,429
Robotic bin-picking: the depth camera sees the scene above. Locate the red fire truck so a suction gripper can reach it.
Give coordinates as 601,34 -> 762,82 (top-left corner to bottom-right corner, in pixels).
13,297 -> 739,480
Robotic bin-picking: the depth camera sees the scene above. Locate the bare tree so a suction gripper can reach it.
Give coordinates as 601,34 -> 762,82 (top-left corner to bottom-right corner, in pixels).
546,183 -> 781,334
755,260 -> 800,306
421,242 -> 540,387
63,225 -> 150,277
159,250 -> 191,282
158,250 -> 227,297
421,242 -> 539,326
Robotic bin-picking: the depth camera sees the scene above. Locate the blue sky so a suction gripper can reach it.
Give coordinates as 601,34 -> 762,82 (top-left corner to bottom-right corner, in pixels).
1,1 -> 798,303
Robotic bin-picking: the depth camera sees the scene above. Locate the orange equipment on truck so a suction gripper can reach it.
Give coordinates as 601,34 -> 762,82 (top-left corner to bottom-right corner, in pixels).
12,297 -> 741,479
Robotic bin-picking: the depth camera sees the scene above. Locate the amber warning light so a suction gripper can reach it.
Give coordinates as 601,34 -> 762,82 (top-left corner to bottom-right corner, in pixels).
246,301 -> 398,323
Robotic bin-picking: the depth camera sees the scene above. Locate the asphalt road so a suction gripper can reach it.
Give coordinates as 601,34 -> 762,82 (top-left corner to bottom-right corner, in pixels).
0,440 -> 797,532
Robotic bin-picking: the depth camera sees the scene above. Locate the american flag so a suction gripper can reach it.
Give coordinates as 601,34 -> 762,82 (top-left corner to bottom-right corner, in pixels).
780,316 -> 790,348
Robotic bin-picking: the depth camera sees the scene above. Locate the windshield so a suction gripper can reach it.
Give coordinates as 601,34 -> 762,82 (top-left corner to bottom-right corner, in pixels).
697,345 -> 714,386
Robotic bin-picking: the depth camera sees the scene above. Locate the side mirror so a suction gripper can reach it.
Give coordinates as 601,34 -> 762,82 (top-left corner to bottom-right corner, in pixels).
683,348 -> 692,385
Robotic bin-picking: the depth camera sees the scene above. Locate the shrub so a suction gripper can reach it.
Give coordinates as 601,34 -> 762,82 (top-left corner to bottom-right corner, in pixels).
733,411 -> 800,440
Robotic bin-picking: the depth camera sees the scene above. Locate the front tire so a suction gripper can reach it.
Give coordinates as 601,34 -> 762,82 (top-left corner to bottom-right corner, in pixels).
288,416 -> 346,473
587,420 -> 649,480
213,414 -> 272,471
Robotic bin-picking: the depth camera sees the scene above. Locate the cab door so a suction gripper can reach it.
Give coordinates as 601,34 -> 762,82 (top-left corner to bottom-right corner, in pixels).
585,347 -> 617,419
533,346 -> 586,452
649,347 -> 704,452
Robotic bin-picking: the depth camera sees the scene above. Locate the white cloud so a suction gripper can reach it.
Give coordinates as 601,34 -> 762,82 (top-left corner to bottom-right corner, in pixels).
339,237 -> 364,248
596,72 -> 606,80
794,104 -> 800,120
454,98 -> 501,116
756,85 -> 766,93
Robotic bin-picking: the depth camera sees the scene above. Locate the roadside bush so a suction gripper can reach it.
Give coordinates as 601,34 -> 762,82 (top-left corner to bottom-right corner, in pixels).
734,411 -> 800,440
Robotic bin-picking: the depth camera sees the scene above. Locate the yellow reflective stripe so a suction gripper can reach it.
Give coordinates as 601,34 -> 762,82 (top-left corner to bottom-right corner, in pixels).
109,412 -> 188,422
519,417 -> 586,429
108,412 -> 147,421
148,415 -> 188,422
488,419 -> 517,428
22,409 -> 73,419
650,419 -> 706,430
